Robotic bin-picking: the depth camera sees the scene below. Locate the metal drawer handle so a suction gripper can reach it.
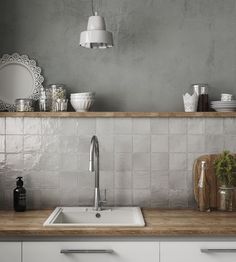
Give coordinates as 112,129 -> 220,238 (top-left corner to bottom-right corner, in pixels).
201,249 -> 236,253
61,249 -> 114,254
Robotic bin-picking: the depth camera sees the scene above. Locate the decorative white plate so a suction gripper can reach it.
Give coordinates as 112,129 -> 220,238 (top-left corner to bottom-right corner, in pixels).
0,53 -> 44,111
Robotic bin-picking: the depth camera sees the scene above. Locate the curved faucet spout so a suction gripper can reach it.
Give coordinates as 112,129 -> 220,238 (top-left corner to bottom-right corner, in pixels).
89,135 -> 100,210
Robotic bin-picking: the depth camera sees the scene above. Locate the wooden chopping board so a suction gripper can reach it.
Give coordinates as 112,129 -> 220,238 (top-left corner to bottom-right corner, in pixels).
193,154 -> 219,210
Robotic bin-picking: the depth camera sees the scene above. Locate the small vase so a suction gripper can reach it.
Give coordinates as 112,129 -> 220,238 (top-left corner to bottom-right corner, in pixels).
218,186 -> 235,211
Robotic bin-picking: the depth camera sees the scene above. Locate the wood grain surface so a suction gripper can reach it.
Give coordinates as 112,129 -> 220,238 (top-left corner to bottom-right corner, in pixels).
1,112 -> 236,118
0,209 -> 236,237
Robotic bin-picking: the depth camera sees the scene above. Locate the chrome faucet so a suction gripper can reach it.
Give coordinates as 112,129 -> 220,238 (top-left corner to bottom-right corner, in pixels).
89,135 -> 104,211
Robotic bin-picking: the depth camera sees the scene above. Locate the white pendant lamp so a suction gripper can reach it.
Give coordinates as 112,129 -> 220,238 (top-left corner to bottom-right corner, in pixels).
80,0 -> 113,49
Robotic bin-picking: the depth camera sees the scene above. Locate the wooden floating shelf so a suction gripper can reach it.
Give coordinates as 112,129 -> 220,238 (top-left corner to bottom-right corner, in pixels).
0,111 -> 236,118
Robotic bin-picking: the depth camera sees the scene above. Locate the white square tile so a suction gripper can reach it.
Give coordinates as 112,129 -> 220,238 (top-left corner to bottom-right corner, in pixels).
0,135 -> 5,153
169,189 -> 188,208
114,118 -> 132,134
24,135 -> 41,152
205,135 -> 224,153
78,171 -> 94,189
151,153 -> 169,170
40,189 -> 59,208
224,118 -> 236,135
133,135 -> 150,153
77,154 -> 90,171
100,171 -> 114,189
6,118 -> 23,134
187,135 -> 205,153
77,119 -> 96,135
99,135 -> 114,152
114,189 -> 132,206
169,153 -> 187,170
151,119 -> 168,134
41,135 -> 60,153
78,135 -> 91,153
60,136 -> 79,153
115,171 -> 132,189
24,118 -> 41,134
60,154 -> 78,172
133,189 -> 150,207
100,152 -> 114,171
39,153 -> 60,171
151,189 -> 169,208
59,172 -> 78,189
151,171 -> 169,190
115,153 -> 132,171
78,188 -> 94,205
187,153 -> 201,171
169,171 -> 187,190
96,119 -> 114,134
169,119 -> 186,134
60,189 -> 79,206
0,118 -> 5,134
6,135 -> 23,153
224,136 -> 236,152
58,118 -> 77,136
187,119 -> 205,134
41,118 -> 60,135
132,119 -> 150,134
205,118 -> 223,134
23,153 -> 41,170
151,135 -> 168,152
115,135 -> 132,152
6,153 -> 24,170
133,171 -> 150,189
169,135 -> 186,152
133,153 -> 150,171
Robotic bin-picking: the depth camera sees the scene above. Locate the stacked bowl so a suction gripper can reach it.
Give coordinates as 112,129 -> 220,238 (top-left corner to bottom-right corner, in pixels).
70,92 -> 95,112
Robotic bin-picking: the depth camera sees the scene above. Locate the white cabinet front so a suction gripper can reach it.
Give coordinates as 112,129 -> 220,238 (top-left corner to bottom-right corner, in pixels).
0,242 -> 21,262
23,241 -> 159,262
160,242 -> 236,262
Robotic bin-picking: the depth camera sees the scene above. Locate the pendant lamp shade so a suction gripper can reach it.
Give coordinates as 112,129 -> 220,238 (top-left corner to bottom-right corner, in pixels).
80,13 -> 113,49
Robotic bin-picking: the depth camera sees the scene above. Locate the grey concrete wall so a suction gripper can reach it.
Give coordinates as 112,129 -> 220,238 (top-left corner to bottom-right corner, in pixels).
0,0 -> 236,111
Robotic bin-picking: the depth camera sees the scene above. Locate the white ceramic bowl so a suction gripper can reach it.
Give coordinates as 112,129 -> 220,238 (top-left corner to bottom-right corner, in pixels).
71,92 -> 95,97
70,98 -> 95,112
71,96 -> 95,100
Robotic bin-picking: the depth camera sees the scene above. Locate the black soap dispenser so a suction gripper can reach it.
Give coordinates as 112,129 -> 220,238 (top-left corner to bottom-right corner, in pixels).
14,177 -> 26,212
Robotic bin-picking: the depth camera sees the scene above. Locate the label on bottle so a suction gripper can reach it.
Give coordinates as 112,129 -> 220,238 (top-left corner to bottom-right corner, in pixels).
18,193 -> 26,206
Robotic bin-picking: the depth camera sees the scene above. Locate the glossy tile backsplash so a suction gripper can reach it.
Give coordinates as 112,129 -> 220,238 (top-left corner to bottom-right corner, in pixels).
0,117 -> 234,210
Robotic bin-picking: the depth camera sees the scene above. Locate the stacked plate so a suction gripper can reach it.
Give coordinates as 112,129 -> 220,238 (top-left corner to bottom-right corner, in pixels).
211,100 -> 236,112
70,92 -> 95,112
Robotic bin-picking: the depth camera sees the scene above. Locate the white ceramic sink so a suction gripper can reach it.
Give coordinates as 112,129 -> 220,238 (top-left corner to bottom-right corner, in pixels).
43,207 -> 145,227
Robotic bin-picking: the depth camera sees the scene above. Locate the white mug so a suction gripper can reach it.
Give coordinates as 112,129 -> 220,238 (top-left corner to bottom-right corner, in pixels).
221,93 -> 233,101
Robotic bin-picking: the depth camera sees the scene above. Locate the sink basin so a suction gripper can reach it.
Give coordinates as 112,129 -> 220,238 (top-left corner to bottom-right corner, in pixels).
43,207 -> 145,227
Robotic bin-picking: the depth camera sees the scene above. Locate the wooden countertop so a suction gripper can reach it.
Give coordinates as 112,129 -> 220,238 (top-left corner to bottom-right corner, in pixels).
1,111 -> 236,118
0,209 -> 236,237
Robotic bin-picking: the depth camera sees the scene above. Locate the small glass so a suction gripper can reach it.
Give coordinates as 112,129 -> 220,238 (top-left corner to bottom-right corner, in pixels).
55,99 -> 68,112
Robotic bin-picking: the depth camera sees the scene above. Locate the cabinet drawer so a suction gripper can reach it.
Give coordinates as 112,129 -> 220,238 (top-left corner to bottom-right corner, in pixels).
23,241 -> 158,262
160,242 -> 236,262
0,242 -> 21,262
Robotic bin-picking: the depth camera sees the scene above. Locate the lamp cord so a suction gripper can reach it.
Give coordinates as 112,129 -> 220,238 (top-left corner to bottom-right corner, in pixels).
91,0 -> 95,15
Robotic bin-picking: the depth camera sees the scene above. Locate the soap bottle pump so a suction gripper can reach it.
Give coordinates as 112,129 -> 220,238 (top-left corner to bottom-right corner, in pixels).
14,177 -> 26,212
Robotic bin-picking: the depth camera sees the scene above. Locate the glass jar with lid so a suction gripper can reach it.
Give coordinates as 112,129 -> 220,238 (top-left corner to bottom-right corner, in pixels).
47,84 -> 67,111
15,98 -> 34,112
